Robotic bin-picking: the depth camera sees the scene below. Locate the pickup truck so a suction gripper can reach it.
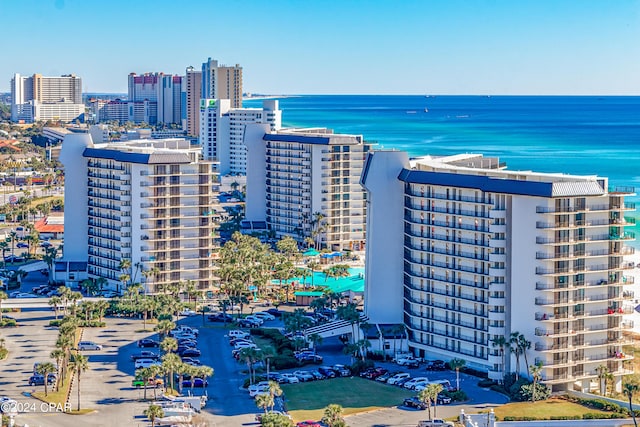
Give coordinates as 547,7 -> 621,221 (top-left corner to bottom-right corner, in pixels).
130,351 -> 159,361
417,420 -> 454,427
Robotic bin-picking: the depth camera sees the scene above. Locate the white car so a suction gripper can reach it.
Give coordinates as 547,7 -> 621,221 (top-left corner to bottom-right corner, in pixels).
387,372 -> 411,385
244,315 -> 264,325
179,309 -> 197,316
248,381 -> 270,396
253,312 -> 275,321
228,330 -> 251,339
403,377 -> 430,390
78,341 -> 102,351
250,386 -> 270,398
175,326 -> 199,336
279,373 -> 300,384
235,341 -> 258,350
15,292 -> 38,298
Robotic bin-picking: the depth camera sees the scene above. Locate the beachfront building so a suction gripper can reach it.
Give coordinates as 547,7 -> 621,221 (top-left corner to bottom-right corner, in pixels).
362,151 -> 636,392
199,99 -> 282,174
59,133 -> 219,293
201,58 -> 243,109
245,127 -> 369,251
127,72 -> 183,125
11,73 -> 84,123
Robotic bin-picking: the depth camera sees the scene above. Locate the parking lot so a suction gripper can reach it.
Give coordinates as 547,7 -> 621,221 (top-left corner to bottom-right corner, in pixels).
0,293 -> 510,427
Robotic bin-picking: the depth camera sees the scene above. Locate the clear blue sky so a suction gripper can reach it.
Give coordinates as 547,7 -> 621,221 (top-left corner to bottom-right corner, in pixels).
1,0 -> 639,95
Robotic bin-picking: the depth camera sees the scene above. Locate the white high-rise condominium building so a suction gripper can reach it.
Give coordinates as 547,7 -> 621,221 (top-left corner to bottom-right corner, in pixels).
11,73 -> 84,122
362,152 -> 635,392
60,134 -> 219,293
245,128 -> 369,251
199,99 -> 282,175
201,58 -> 243,109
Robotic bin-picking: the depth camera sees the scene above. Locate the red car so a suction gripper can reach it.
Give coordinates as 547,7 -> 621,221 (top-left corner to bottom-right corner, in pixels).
297,422 -> 323,427
360,367 -> 388,379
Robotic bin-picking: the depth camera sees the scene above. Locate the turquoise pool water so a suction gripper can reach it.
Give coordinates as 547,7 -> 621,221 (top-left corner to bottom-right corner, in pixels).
272,267 -> 365,293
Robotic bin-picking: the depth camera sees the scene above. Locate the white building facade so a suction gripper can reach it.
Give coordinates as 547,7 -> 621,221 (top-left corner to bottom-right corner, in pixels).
199,99 -> 281,175
245,128 -> 369,251
60,134 -> 219,293
362,152 -> 635,392
11,73 -> 84,122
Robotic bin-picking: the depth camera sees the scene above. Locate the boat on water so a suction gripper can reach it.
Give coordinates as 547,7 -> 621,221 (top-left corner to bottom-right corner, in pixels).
424,108 -> 429,113
406,110 -> 417,114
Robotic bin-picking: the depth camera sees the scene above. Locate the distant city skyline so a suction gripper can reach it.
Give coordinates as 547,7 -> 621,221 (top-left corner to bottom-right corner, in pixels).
1,0 -> 639,95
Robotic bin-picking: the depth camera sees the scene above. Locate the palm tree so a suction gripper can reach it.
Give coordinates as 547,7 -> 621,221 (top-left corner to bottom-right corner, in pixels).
517,333 -> 532,378
256,393 -> 274,414
144,404 -> 164,427
449,358 -> 466,391
267,381 -> 283,412
509,332 -> 522,380
530,362 -> 543,402
149,364 -> 163,400
50,349 -> 65,391
0,291 -> 7,322
36,361 -> 56,396
260,345 -> 277,380
156,319 -> 175,339
307,261 -> 321,288
321,403 -> 346,427
623,379 -> 640,427
68,354 -> 89,411
308,333 -> 323,355
239,347 -> 261,385
418,383 -> 441,421
491,335 -> 508,382
135,366 -> 154,401
596,364 -> 609,396
160,337 -> 178,354
161,353 -> 180,393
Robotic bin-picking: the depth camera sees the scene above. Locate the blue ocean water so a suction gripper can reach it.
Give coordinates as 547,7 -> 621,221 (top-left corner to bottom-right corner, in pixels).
245,95 -> 640,244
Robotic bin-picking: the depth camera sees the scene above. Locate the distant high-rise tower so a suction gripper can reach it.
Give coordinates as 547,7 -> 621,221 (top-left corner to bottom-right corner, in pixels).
127,72 -> 183,125
11,73 -> 84,122
182,66 -> 202,136
199,99 -> 281,175
201,58 -> 243,108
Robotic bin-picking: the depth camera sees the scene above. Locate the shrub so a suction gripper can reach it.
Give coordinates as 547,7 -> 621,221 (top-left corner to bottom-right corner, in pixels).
0,319 -> 17,327
503,416 -> 538,421
583,413 -> 626,419
442,389 -> 468,402
0,347 -> 7,360
350,359 -> 374,375
260,412 -> 295,427
461,366 -> 488,378
49,319 -> 63,327
366,351 -> 388,361
518,383 -> 550,402
79,320 -> 106,327
272,355 -> 299,370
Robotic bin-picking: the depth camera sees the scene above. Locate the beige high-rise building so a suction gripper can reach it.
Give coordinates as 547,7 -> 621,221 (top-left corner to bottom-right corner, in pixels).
182,66 -> 202,136
201,58 -> 243,108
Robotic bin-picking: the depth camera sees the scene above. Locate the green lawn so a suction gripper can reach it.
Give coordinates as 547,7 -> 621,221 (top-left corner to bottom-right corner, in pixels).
282,377 -> 414,421
491,398 -> 614,420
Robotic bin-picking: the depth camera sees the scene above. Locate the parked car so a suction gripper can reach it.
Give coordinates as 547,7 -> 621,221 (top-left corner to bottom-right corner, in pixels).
249,383 -> 271,397
238,318 -> 261,328
403,377 -> 430,390
331,364 -> 351,377
244,315 -> 264,325
182,378 -> 208,388
387,372 -> 411,385
265,308 -> 283,317
174,325 -> 199,336
437,394 -> 452,405
16,242 -> 28,248
279,373 -> 300,384
182,357 -> 202,366
308,370 -> 326,380
253,312 -> 276,321
40,241 -> 52,248
297,353 -> 323,364
179,309 -> 197,317
137,339 -> 159,348
360,367 -> 388,379
296,421 -> 323,427
292,370 -> 315,382
208,312 -> 234,322
228,330 -> 251,339
403,396 -> 428,410
425,360 -> 447,371
134,358 -> 161,369
178,348 -> 201,358
397,357 -> 420,368
28,374 -> 56,386
318,366 -> 337,378
416,419 -> 454,427
131,351 -> 160,361
78,341 -> 102,351
132,377 -> 163,388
